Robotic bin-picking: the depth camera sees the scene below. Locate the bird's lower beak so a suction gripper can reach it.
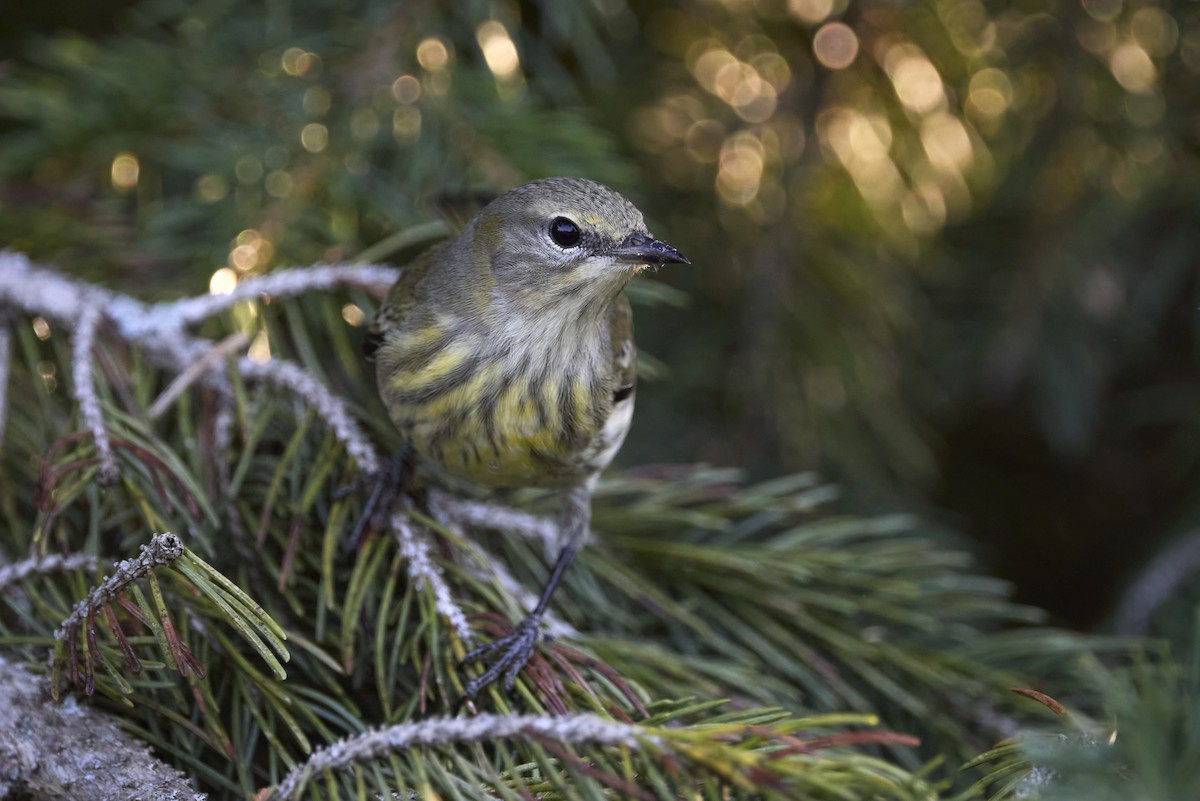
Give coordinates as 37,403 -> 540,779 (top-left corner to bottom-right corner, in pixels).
611,232 -> 690,266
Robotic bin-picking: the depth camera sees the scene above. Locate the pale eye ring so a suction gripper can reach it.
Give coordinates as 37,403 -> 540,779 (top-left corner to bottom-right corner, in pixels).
549,217 -> 582,248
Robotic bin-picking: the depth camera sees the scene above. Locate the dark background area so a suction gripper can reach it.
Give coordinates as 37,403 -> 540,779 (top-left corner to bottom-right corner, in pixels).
3,0 -> 1199,631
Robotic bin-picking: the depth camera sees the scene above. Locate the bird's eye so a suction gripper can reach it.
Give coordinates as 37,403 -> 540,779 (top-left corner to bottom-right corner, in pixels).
549,217 -> 582,249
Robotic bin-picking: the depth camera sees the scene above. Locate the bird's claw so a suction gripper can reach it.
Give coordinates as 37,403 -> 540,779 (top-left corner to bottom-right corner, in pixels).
338,445 -> 414,551
457,613 -> 544,705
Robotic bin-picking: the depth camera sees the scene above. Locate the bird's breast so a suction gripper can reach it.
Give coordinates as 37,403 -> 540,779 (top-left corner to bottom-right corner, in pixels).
378,328 -> 619,488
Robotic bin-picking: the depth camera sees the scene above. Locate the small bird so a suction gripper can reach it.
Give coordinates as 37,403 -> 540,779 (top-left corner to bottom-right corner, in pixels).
366,177 -> 688,703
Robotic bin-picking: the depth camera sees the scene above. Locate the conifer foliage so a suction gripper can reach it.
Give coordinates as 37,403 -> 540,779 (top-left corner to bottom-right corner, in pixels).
3,0 -> 1200,797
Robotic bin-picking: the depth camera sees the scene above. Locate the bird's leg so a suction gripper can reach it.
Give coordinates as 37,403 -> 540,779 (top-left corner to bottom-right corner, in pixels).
335,443 -> 415,550
458,485 -> 591,705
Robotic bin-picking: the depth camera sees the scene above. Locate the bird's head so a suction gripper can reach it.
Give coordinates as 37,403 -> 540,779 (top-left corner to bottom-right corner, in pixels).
462,177 -> 688,307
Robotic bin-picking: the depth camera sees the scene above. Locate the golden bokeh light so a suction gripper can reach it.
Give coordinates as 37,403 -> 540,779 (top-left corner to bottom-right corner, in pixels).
196,174 -> 229,202
629,95 -> 705,154
110,153 -> 140,190
846,111 -> 892,159
751,52 -> 791,92
921,113 -> 974,179
818,106 -> 903,208
940,0 -> 995,55
341,303 -> 366,327
300,122 -> 329,152
248,330 -> 272,364
1109,43 -> 1156,93
416,37 -> 450,70
281,47 -> 319,76
265,170 -> 293,198
1130,7 -> 1178,57
31,317 -> 51,340
788,0 -> 834,24
391,74 -> 421,104
393,106 -> 422,144
716,132 -> 765,206
884,45 -> 945,114
1081,0 -> 1121,22
691,47 -> 779,122
813,22 -> 859,69
967,68 -> 1014,118
230,244 -> 257,271
235,155 -> 262,184
476,21 -> 521,79
209,267 -> 238,295
692,47 -> 737,93
37,360 -> 57,393
229,229 -> 274,272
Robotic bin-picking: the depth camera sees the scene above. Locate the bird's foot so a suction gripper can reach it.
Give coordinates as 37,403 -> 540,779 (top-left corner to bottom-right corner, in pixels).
457,613 -> 544,706
335,445 -> 414,551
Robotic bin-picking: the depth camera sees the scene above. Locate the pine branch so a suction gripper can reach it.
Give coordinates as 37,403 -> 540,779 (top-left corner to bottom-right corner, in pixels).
0,254 -> 1104,798
0,551 -> 101,593
0,251 -> 395,476
269,712 -> 657,799
391,514 -> 471,642
55,533 -> 184,635
53,533 -> 186,695
0,323 -> 9,446
70,303 -> 118,484
430,488 -> 563,553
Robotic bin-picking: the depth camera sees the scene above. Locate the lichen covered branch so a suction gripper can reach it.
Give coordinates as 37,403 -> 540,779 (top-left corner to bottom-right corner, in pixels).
0,551 -> 102,594
271,712 -> 659,799
0,657 -> 206,801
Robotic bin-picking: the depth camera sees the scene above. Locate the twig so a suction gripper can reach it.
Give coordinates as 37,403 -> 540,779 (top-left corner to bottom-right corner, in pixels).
0,251 -> 397,474
240,356 -> 380,473
152,263 -> 400,328
148,331 -> 250,420
0,323 -> 10,445
0,551 -> 102,594
56,533 -> 184,642
270,712 -> 661,799
70,304 -> 118,484
429,490 -> 565,554
391,514 -> 471,642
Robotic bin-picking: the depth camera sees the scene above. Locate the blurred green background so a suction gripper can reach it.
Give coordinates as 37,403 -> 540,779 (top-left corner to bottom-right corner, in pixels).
2,0 -> 1198,631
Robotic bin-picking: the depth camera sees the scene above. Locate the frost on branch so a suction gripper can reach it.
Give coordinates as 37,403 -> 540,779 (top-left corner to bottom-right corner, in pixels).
0,251 -> 398,479
271,712 -> 658,799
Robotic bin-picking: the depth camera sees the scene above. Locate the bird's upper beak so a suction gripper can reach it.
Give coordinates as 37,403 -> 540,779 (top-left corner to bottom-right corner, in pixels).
611,231 -> 690,266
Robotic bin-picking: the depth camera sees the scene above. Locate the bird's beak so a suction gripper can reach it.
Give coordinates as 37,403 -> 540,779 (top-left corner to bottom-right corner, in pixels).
611,232 -> 690,266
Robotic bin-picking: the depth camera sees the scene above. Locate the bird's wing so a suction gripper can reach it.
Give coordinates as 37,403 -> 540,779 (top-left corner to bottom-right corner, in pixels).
364,243 -> 444,360
608,293 -> 636,403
